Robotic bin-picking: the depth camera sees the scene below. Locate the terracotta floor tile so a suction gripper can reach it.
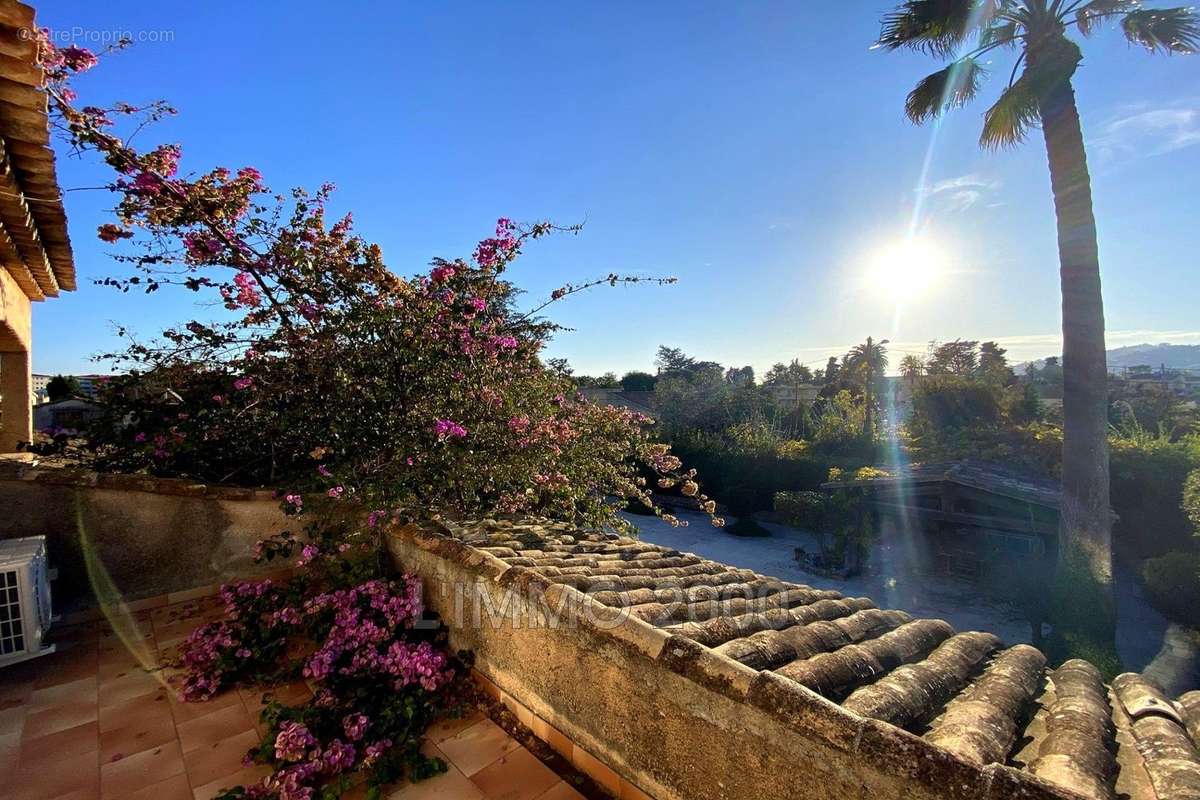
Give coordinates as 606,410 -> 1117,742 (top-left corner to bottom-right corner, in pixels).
618,779 -> 654,800
99,707 -> 177,763
22,700 -> 98,741
99,671 -> 165,710
47,787 -> 101,800
529,717 -> 571,760
426,710 -> 485,744
166,585 -> 220,606
99,686 -> 172,733
569,747 -> 620,797
0,677 -> 35,707
0,704 -> 25,737
533,782 -> 587,800
97,654 -> 159,684
100,738 -> 185,799
111,772 -> 194,800
168,689 -> 244,724
0,729 -> 19,774
19,719 -> 99,767
387,764 -> 486,800
189,764 -> 272,800
7,750 -> 99,800
175,702 -> 254,753
28,676 -> 97,712
435,719 -> 520,777
182,728 -> 260,788
31,648 -> 98,689
468,746 -> 560,800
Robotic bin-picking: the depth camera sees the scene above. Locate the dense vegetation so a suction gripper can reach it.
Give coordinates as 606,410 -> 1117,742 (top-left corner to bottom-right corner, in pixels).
572,337 -> 1200,641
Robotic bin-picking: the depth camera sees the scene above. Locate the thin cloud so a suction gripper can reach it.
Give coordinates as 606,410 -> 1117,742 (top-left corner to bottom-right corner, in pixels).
1089,103 -> 1200,163
917,173 -> 1001,212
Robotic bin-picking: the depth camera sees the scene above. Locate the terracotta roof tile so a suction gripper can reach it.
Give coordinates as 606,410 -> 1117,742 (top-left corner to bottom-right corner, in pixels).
444,517 -> 1200,799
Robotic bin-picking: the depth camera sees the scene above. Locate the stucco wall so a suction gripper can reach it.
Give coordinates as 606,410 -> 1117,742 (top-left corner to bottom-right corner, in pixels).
385,522 -> 1072,800
0,463 -> 292,605
0,265 -> 31,352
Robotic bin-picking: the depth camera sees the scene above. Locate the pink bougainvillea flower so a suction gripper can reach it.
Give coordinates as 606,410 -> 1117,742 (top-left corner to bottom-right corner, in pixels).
433,419 -> 467,440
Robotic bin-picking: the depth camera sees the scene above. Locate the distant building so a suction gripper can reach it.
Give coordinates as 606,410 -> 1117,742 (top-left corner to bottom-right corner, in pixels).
579,387 -> 656,415
762,382 -> 821,407
30,373 -> 111,403
33,398 -> 103,433
825,459 -> 1067,579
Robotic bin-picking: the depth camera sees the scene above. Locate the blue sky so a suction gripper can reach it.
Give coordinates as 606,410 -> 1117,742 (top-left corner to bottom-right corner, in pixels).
34,1 -> 1200,377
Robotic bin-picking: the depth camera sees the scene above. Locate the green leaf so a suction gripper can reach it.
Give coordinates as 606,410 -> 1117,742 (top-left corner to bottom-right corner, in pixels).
877,0 -> 979,57
980,36 -> 1082,149
1074,0 -> 1139,35
905,56 -> 987,123
1121,7 -> 1200,54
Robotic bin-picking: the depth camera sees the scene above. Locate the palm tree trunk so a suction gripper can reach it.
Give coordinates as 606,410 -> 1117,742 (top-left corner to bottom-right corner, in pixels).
1038,76 -> 1113,591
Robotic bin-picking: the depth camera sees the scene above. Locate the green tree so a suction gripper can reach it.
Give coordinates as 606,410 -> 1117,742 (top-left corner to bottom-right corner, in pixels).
844,337 -> 889,441
878,0 -> 1197,657
46,374 -> 82,402
764,359 -> 814,386
822,356 -> 840,385
927,339 -> 979,376
899,353 -> 926,383
655,346 -> 723,382
619,371 -> 657,392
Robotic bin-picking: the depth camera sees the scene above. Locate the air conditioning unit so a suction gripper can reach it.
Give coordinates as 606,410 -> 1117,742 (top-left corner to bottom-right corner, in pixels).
0,536 -> 56,667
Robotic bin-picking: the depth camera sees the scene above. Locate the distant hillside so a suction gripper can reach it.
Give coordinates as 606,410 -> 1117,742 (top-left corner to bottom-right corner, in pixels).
1022,343 -> 1200,372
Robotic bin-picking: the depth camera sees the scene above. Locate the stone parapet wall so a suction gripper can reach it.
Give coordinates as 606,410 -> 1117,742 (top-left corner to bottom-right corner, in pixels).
0,462 -> 290,605
385,520 -> 1074,800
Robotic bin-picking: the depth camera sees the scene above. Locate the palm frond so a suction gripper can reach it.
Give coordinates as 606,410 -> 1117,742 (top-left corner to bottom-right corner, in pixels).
1121,7 -> 1200,54
980,80 -> 1042,148
905,57 -> 987,123
1075,0 -> 1137,36
877,0 -> 979,57
979,20 -> 1020,47
980,36 -> 1082,149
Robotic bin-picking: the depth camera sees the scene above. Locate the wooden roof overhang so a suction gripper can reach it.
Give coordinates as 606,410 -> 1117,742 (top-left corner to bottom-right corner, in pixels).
0,0 -> 75,302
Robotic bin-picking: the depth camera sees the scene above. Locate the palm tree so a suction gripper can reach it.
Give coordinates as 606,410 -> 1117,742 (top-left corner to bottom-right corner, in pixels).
845,337 -> 890,441
876,1 -> 1196,639
899,353 -> 926,385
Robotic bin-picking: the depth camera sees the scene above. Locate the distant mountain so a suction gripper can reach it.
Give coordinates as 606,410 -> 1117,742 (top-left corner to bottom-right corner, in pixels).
1021,343 -> 1200,373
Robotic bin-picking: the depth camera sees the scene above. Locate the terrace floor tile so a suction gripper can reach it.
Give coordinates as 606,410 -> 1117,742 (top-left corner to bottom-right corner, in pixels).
435,719 -> 521,777
467,745 -> 560,800
1,594 -> 576,800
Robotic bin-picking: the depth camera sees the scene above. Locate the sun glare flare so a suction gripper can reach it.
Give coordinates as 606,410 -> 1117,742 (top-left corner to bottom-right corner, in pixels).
866,236 -> 947,303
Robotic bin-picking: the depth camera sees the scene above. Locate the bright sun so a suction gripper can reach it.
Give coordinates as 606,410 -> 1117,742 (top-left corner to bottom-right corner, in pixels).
866,236 -> 947,302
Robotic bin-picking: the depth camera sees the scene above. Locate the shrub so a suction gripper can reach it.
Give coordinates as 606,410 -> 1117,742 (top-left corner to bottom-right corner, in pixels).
1184,468 -> 1200,532
668,429 -> 836,514
774,491 -> 825,530
1109,434 -> 1200,560
44,43 -> 720,536
810,390 -> 872,456
174,525 -> 471,800
1140,551 -> 1200,628
910,375 -> 1002,433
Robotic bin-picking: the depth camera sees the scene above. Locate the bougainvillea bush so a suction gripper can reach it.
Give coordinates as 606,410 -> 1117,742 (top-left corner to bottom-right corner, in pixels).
175,526 -> 468,800
42,34 -> 721,534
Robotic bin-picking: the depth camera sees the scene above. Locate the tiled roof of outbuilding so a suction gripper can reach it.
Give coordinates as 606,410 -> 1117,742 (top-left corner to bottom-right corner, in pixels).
444,517 -> 1200,800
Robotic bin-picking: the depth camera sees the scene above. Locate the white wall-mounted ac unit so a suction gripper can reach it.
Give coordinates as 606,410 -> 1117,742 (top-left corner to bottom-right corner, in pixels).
0,536 -> 56,667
